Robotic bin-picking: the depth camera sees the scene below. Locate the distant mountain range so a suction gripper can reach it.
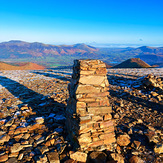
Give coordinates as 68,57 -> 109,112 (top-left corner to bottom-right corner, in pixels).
0,40 -> 98,58
124,46 -> 163,66
98,46 -> 163,67
0,40 -> 162,67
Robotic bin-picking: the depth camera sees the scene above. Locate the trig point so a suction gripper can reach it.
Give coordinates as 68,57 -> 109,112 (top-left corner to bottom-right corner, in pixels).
66,59 -> 116,151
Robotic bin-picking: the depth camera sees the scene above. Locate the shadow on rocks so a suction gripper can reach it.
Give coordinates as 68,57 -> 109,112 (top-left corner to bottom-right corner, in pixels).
109,89 -> 162,113
32,71 -> 71,82
0,75 -> 68,162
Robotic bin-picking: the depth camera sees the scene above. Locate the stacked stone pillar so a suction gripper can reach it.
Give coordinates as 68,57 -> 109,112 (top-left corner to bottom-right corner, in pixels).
66,59 -> 115,151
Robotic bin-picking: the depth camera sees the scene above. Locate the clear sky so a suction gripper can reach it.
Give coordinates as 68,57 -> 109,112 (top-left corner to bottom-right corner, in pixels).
0,0 -> 163,45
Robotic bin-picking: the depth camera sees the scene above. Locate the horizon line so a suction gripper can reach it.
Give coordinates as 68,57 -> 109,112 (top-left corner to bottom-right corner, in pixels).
0,39 -> 163,48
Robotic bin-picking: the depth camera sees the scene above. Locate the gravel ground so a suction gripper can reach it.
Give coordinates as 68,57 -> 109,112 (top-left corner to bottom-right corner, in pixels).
0,68 -> 162,162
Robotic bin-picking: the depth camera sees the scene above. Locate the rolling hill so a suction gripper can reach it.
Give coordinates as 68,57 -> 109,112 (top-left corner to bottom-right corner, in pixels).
0,62 -> 45,70
112,58 -> 151,68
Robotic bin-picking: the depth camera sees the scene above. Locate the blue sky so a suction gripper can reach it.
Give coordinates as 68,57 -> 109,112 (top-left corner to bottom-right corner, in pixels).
0,0 -> 163,45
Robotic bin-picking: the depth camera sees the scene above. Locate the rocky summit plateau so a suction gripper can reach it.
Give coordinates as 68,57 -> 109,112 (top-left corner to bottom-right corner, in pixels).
0,65 -> 162,163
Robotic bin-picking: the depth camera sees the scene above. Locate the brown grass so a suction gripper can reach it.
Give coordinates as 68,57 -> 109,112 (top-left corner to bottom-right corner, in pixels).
0,62 -> 45,70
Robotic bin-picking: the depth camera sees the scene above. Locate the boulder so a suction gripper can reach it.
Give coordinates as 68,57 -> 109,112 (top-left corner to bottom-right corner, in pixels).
70,151 -> 87,162
117,134 -> 130,146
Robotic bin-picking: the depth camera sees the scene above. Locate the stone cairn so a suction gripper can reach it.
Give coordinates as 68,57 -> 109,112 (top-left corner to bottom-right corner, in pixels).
66,59 -> 116,151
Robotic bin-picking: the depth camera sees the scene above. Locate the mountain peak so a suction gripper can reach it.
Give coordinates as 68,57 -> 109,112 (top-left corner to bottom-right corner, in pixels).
113,58 -> 151,68
1,40 -> 28,46
9,40 -> 25,43
138,46 -> 156,51
73,43 -> 97,51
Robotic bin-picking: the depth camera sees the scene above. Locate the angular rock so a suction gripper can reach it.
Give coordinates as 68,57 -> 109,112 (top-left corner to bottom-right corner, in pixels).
7,158 -> 18,163
18,153 -> 24,160
76,85 -> 101,94
47,151 -> 60,163
129,155 -> 144,163
36,154 -> 48,163
154,144 -> 163,154
70,151 -> 87,162
14,127 -> 27,135
0,154 -> 8,162
10,143 -> 24,153
117,134 -> 130,146
110,153 -> 124,163
0,134 -> 10,144
79,76 -> 105,85
35,117 -> 44,124
64,159 -> 77,163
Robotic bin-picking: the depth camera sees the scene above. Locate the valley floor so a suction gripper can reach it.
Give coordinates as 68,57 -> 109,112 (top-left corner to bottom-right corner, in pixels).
0,68 -> 162,162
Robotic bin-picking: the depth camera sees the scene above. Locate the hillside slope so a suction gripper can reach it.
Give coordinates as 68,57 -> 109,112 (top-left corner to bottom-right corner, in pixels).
113,58 -> 151,68
0,62 -> 45,70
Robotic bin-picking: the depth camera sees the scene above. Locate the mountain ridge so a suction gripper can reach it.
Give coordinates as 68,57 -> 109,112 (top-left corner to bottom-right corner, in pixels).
0,40 -> 98,58
0,40 -> 162,67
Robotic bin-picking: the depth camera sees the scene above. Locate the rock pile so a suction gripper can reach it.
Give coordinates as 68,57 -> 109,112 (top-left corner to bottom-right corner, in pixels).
0,67 -> 162,162
132,74 -> 163,104
66,59 -> 116,151
133,74 -> 163,91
